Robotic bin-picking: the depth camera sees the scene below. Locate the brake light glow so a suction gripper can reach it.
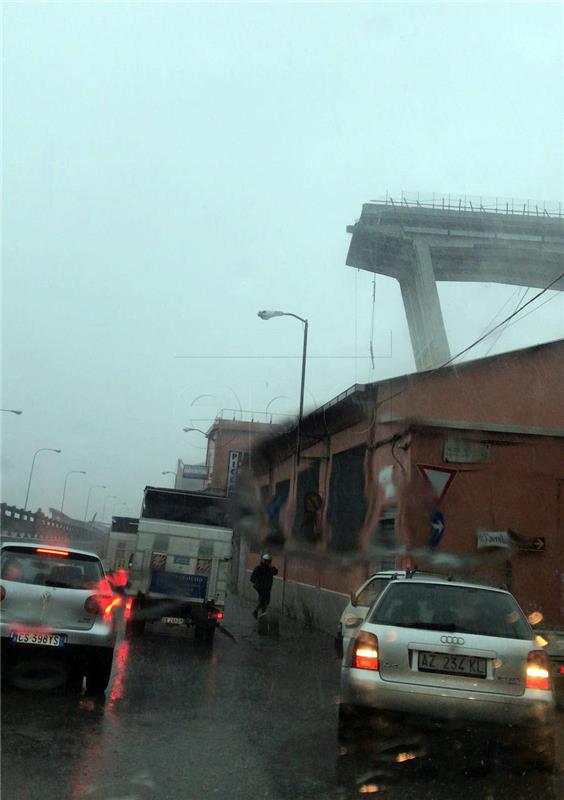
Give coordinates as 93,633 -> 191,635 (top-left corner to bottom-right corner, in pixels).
125,598 -> 133,620
559,666 -> 564,675
0,585 -> 5,602
353,634 -> 380,671
526,651 -> 551,690
207,609 -> 224,621
104,596 -> 123,618
36,547 -> 69,557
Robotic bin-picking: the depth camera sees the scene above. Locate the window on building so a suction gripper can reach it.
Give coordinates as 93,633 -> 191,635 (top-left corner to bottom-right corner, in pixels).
327,445 -> 367,552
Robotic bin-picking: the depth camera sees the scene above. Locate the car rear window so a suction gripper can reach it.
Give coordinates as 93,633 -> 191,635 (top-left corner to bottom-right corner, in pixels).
369,582 -> 532,640
1,547 -> 103,590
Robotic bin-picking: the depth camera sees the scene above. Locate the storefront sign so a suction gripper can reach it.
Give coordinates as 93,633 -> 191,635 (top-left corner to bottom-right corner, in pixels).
476,529 -> 510,550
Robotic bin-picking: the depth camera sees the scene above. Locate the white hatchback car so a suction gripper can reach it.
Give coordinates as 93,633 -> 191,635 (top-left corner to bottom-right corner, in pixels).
1,542 -> 120,692
340,575 -> 556,768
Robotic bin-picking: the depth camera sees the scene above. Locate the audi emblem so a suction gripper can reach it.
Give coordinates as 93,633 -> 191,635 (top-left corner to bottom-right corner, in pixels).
440,635 -> 465,645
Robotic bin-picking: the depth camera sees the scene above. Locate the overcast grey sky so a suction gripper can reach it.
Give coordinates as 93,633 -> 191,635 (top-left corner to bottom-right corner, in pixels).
2,2 -> 563,521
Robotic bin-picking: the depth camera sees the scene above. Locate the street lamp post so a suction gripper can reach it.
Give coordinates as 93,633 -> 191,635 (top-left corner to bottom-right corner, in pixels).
182,427 -> 209,436
162,470 -> 176,487
258,310 -> 308,465
102,495 -> 117,524
24,448 -> 62,510
84,485 -> 106,521
61,470 -> 87,515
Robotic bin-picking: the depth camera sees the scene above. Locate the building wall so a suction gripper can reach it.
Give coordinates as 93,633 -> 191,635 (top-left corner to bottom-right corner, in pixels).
249,343 -> 564,629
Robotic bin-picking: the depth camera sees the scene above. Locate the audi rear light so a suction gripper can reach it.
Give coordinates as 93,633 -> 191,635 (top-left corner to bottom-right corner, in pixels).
526,650 -> 551,690
353,633 -> 380,671
0,585 -> 5,602
84,595 -> 100,615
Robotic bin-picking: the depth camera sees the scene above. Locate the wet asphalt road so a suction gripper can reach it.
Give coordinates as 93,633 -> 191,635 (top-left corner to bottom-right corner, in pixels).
2,596 -> 563,800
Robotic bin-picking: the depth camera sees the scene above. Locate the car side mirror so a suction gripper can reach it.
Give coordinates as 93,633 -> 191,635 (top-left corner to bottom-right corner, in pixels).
350,590 -> 357,607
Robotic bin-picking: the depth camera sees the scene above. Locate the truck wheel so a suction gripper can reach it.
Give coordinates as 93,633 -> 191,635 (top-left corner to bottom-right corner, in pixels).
85,649 -> 114,694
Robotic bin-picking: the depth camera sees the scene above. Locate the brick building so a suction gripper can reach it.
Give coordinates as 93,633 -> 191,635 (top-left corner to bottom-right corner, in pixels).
247,340 -> 564,629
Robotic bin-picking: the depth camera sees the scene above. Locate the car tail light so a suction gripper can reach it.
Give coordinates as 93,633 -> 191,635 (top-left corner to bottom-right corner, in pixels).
353,633 -> 380,671
0,585 -> 5,602
526,650 -> 551,690
103,596 -> 123,619
207,609 -> 224,621
84,595 -> 100,614
36,547 -> 69,557
559,666 -> 564,676
125,597 -> 133,620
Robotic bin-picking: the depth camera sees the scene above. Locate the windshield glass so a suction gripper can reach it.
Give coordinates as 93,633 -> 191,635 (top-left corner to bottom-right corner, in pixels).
1,547 -> 103,589
1,2 -> 562,797
371,582 -> 533,640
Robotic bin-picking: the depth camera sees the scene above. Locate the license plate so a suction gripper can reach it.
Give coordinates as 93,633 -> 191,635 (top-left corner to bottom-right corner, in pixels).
418,651 -> 486,678
161,616 -> 185,625
11,632 -> 66,648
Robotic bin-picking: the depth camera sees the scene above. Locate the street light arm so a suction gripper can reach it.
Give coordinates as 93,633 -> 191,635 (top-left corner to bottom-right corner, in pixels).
25,448 -> 62,510
281,312 -> 308,325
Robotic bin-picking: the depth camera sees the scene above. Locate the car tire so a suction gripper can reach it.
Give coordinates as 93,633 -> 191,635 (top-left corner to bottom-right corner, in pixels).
85,649 -> 114,694
338,703 -> 369,739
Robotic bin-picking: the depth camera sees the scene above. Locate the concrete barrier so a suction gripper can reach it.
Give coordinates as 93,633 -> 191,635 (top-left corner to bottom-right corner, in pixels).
241,570 -> 348,636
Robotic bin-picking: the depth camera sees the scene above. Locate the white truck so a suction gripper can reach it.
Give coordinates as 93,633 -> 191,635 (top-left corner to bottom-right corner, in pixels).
105,516 -> 139,574
126,487 -> 233,645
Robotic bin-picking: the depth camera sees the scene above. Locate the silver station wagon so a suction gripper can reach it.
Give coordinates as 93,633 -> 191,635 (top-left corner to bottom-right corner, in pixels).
1,542 -> 120,692
340,575 -> 556,769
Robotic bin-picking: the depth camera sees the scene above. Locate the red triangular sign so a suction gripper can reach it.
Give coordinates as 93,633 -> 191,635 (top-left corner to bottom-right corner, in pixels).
417,464 -> 457,503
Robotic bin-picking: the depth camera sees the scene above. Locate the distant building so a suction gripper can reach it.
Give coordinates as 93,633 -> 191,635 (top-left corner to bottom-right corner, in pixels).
174,461 -> 209,492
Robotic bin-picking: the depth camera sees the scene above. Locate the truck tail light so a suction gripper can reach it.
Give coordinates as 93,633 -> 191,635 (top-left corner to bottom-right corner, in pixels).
526,650 -> 551,690
353,633 -> 380,671
208,609 -> 224,621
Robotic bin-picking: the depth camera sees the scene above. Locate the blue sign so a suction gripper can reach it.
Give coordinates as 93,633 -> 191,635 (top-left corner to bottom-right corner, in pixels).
149,571 -> 208,599
430,510 -> 445,549
173,556 -> 191,565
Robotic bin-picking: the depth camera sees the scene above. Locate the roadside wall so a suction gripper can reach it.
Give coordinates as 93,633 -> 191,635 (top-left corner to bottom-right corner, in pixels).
240,569 -> 348,635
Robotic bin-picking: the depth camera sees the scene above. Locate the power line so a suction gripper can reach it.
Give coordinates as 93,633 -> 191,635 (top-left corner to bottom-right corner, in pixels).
435,272 -> 563,370
374,271 -> 564,412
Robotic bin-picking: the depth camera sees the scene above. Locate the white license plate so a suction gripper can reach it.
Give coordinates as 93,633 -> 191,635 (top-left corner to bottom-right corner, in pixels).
161,616 -> 185,625
418,651 -> 486,678
11,632 -> 66,648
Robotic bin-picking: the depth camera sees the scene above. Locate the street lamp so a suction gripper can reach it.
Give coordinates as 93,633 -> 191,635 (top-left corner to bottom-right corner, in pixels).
84,484 -> 106,521
162,470 -> 176,487
1,409 -> 23,415
102,495 -> 117,523
258,309 -> 308,464
24,448 -> 62,510
182,427 -> 209,436
61,470 -> 86,515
